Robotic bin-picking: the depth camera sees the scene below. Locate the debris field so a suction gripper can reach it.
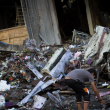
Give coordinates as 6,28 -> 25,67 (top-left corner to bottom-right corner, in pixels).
1,26 -> 110,110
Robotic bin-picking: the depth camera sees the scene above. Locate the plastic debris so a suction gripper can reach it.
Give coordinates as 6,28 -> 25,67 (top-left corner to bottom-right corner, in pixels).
0,95 -> 5,108
102,82 -> 109,87
32,95 -> 47,109
95,91 -> 110,99
0,80 -> 10,91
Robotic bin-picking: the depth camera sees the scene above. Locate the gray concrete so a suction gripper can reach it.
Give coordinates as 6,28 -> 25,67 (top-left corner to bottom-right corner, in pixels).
0,43 -> 26,52
0,38 -> 28,52
21,0 -> 61,47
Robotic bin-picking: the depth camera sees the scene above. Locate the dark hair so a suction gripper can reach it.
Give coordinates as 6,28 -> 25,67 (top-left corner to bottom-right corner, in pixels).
87,68 -> 97,78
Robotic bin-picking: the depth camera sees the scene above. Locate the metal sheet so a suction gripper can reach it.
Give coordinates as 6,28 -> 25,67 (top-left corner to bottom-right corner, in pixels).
32,78 -> 57,96
20,81 -> 44,104
49,49 -> 74,79
27,62 -> 43,79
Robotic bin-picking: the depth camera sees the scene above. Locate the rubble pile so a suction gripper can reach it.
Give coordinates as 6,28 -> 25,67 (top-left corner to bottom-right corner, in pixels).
1,26 -> 110,110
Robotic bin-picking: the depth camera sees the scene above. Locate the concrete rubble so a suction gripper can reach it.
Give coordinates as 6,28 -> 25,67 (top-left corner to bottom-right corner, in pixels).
1,26 -> 110,110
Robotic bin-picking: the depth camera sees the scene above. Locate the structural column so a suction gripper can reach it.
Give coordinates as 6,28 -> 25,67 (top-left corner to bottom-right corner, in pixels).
85,0 -> 94,35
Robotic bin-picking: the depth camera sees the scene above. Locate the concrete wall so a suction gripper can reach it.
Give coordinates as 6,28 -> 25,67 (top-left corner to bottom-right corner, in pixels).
37,0 -> 61,45
0,38 -> 28,52
21,0 -> 61,47
0,25 -> 28,45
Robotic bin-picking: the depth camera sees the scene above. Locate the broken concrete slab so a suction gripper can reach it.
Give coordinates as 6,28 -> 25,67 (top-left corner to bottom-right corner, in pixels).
41,48 -> 65,75
84,26 -> 110,65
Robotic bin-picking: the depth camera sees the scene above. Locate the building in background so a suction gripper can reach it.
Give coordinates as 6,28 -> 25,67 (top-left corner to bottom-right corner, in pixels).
0,0 -> 110,47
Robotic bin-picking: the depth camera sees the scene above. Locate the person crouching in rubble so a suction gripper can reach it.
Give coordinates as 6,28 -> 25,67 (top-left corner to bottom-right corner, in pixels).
65,68 -> 105,110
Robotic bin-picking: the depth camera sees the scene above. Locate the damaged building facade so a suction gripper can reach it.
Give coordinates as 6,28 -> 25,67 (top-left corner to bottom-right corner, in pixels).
0,0 -> 110,46
1,0 -> 110,110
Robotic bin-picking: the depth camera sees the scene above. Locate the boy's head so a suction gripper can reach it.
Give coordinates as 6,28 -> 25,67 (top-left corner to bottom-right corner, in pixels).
87,68 -> 97,78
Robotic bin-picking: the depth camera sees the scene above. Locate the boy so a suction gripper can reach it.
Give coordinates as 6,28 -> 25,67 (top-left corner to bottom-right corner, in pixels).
65,68 -> 105,110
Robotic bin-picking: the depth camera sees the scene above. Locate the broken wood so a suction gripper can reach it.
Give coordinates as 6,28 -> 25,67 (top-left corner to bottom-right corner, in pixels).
59,91 -> 76,94
52,83 -> 68,90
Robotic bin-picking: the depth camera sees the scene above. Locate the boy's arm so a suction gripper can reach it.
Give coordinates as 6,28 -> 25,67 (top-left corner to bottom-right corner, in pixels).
91,82 -> 105,104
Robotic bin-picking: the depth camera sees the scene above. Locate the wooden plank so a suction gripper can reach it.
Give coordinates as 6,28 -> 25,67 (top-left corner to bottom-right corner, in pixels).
59,91 -> 76,94
85,0 -> 94,35
52,83 -> 68,90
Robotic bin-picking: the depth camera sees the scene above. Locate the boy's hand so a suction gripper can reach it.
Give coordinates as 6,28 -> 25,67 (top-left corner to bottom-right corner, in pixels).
91,82 -> 105,105
100,99 -> 105,104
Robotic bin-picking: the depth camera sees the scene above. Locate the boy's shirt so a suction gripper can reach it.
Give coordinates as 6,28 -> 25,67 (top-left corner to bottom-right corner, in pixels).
66,69 -> 94,82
